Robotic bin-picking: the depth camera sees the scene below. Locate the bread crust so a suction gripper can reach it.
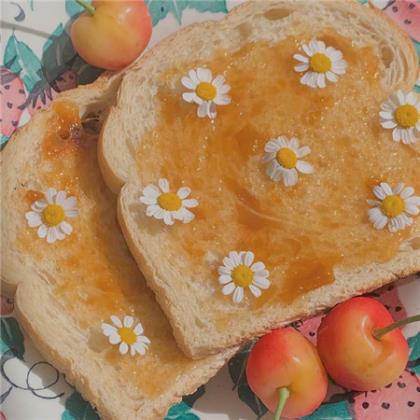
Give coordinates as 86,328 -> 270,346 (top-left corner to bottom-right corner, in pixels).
99,0 -> 420,358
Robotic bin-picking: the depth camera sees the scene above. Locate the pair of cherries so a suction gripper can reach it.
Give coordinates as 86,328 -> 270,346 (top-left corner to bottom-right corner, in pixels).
246,297 -> 419,419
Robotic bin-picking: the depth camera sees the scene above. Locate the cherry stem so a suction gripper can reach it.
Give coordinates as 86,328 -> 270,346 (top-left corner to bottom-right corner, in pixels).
373,314 -> 420,340
274,387 -> 290,420
75,0 -> 95,15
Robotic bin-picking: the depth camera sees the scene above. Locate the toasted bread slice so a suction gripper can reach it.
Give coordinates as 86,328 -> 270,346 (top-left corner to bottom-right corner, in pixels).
1,75 -> 237,419
99,0 -> 420,358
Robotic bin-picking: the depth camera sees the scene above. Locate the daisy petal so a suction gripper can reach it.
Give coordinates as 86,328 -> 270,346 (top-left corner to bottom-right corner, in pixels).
137,335 -> 150,345
63,196 -> 77,211
249,285 -> 262,298
223,256 -> 235,269
59,221 -> 72,235
177,187 -> 191,199
181,76 -> 196,89
182,198 -> 198,208
197,101 -> 209,118
109,332 -> 121,345
158,179 -> 170,193
134,323 -> 144,335
297,146 -> 311,158
26,211 -> 42,227
293,54 -> 309,63
140,196 -> 157,205
405,196 -> 420,206
393,183 -> 404,195
296,160 -> 314,174
163,212 -> 174,225
101,323 -> 117,336
265,141 -> 279,153
294,63 -> 309,73
119,342 -> 129,355
373,185 -> 387,200
233,287 -> 244,304
222,282 -> 235,295
143,185 -> 160,198
253,276 -> 270,289
55,190 -> 67,206
46,188 -> 57,203
37,224 -> 47,238
392,127 -> 402,142
219,274 -> 232,285
197,68 -> 212,82
32,199 -> 47,211
182,92 -> 197,103
251,262 -> 265,272
283,168 -> 298,187
380,182 -> 393,196
401,186 -> 414,199
212,75 -> 225,87
123,316 -> 134,328
405,204 -> 420,216
243,251 -> 254,266
46,227 -> 58,244
229,251 -> 241,265
111,316 -> 122,328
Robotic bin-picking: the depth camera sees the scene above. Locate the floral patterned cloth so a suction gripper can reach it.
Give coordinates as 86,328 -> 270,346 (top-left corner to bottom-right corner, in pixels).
1,1 -> 419,419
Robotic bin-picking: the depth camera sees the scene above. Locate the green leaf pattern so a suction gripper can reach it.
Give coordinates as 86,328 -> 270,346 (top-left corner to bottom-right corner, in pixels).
4,34 -> 44,91
61,392 -> 99,420
145,0 -> 227,26
0,317 -> 25,360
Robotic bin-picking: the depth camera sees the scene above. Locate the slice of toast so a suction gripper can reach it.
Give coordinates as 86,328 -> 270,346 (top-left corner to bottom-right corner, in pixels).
1,74 -> 237,419
99,0 -> 420,359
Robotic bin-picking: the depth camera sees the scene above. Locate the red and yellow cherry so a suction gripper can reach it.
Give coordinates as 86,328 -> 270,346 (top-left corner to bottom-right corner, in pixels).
71,0 -> 152,70
246,328 -> 328,419
317,297 -> 419,391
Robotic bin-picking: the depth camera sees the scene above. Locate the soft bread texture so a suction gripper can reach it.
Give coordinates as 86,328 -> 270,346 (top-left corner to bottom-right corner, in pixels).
1,76 -> 237,419
99,0 -> 420,359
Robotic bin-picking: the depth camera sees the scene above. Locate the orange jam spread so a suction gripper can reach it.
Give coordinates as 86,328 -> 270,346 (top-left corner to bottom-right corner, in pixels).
18,101 -> 193,396
136,32 -> 420,310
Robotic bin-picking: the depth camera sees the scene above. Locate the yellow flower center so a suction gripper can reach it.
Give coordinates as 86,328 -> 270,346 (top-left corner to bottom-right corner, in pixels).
394,104 -> 419,128
232,265 -> 254,288
118,327 -> 137,345
309,53 -> 332,73
276,147 -> 297,169
381,195 -> 405,218
158,192 -> 182,211
196,82 -> 217,101
42,204 -> 65,227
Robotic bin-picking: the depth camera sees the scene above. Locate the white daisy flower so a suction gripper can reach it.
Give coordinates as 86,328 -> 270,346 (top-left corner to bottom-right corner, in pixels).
368,182 -> 420,233
140,178 -> 198,225
263,136 -> 314,187
218,251 -> 270,304
101,315 -> 150,356
379,90 -> 420,144
293,39 -> 347,88
25,188 -> 79,244
181,67 -> 231,119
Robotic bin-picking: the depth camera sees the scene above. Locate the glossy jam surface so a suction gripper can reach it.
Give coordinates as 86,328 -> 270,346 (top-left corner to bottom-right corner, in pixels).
18,101 -> 193,396
136,33 -> 419,312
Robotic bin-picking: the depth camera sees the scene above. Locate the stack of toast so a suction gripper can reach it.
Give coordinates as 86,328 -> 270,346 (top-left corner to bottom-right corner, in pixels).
2,1 -> 419,419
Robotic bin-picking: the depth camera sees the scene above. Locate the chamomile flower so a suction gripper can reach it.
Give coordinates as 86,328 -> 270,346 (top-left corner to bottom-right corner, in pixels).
25,188 -> 79,244
263,136 -> 314,187
101,315 -> 150,356
218,251 -> 270,304
368,182 -> 420,233
181,67 -> 231,119
293,39 -> 347,88
379,90 -> 420,144
140,178 -> 198,225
